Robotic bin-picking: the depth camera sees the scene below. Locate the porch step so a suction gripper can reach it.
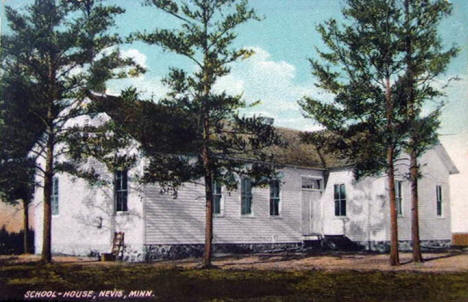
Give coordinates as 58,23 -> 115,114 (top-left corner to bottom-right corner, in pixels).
322,235 -> 363,251
302,235 -> 364,251
302,233 -> 323,241
302,233 -> 323,249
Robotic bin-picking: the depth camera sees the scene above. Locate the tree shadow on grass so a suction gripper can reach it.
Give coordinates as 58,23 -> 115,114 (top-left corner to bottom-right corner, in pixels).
422,251 -> 462,262
215,252 -> 340,267
398,251 -> 462,265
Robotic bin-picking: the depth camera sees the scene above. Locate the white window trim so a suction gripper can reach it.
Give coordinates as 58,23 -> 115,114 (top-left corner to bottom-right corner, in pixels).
436,184 -> 444,218
213,181 -> 225,218
240,177 -> 254,217
51,176 -> 59,217
395,180 -> 404,217
269,179 -> 282,218
115,170 -> 129,213
301,175 -> 323,192
334,183 -> 347,217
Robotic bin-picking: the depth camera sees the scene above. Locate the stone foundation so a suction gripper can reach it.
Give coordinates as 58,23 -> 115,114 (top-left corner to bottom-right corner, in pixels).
132,239 -> 452,262
358,240 -> 452,253
144,242 -> 302,261
122,245 -> 145,262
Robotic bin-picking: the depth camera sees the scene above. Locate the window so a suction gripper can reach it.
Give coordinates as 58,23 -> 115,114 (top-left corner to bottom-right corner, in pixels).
115,170 -> 128,212
334,184 -> 346,216
213,181 -> 222,215
302,177 -> 321,190
270,180 -> 280,216
241,177 -> 252,215
395,181 -> 403,216
436,185 -> 442,216
51,177 -> 59,216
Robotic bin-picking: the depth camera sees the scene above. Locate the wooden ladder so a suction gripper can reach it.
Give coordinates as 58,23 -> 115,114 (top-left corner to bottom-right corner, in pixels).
111,232 -> 125,260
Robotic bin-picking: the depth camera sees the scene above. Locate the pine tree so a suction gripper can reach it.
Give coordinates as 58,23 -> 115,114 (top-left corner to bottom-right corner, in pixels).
0,63 -> 44,254
299,0 -> 409,266
133,0 -> 283,267
400,0 -> 458,262
1,0 -> 143,263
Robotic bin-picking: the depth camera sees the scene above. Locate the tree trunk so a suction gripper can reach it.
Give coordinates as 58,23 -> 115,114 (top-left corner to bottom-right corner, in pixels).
200,12 -> 215,267
404,0 -> 423,263
201,73 -> 213,267
202,166 -> 214,268
42,55 -> 57,264
201,82 -> 213,267
41,130 -> 54,264
22,199 -> 29,254
410,148 -> 423,262
387,147 -> 400,266
385,77 -> 400,266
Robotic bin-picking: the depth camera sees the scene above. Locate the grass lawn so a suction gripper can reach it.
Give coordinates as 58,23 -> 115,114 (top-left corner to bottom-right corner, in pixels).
1,257 -> 468,302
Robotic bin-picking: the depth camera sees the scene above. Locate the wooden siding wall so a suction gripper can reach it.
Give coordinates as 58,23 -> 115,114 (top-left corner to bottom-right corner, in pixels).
144,167 -> 323,245
395,150 -> 452,241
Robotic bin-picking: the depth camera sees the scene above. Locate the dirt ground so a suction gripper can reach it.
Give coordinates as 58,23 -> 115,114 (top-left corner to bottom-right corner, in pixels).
4,250 -> 468,272
207,252 -> 468,272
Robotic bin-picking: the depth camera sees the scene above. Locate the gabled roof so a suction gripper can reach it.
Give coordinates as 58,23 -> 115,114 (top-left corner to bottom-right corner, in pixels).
88,92 -> 350,170
433,144 -> 459,175
271,127 -> 349,169
91,92 -> 461,173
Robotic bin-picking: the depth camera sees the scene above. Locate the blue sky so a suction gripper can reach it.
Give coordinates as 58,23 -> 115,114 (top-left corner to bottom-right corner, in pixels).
104,0 -> 467,135
1,0 -> 466,145
2,0 -> 466,134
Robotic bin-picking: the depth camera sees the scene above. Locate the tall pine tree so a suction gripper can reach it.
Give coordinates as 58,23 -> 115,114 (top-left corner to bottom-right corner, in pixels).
0,58 -> 45,254
1,0 -> 143,263
299,0 -> 408,265
0,73 -> 40,254
399,0 -> 458,262
133,0 -> 283,267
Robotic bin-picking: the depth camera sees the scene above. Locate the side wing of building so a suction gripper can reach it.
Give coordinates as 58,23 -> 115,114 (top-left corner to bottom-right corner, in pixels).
320,146 -> 454,251
33,161 -> 146,261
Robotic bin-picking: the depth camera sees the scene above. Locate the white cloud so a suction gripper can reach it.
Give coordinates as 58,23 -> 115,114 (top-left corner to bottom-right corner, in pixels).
247,47 -> 296,80
214,46 -> 328,131
121,48 -> 148,69
106,46 -> 328,130
106,49 -> 168,99
214,74 -> 245,95
107,76 -> 168,100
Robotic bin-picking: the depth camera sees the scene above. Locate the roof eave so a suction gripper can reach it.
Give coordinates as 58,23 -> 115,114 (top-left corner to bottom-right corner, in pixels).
435,144 -> 459,175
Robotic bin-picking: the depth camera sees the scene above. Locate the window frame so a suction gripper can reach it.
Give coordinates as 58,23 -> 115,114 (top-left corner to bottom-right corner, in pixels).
240,177 -> 253,216
212,180 -> 224,216
395,180 -> 403,217
301,176 -> 322,191
334,184 -> 346,217
269,179 -> 281,217
114,169 -> 128,213
51,176 -> 59,216
436,185 -> 443,217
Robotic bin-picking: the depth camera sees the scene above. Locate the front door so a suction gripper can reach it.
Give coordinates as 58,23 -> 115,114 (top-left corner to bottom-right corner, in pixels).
301,189 -> 322,235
